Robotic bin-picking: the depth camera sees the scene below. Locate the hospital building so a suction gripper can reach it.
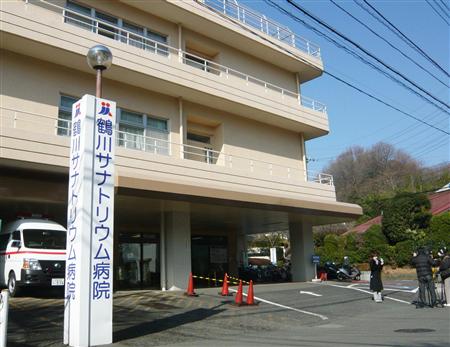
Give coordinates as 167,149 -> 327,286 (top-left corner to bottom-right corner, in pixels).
0,0 -> 361,291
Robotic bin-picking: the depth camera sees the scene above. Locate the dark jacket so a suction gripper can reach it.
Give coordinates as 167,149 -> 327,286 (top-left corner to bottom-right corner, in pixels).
370,258 -> 383,292
439,255 -> 450,280
411,253 -> 436,278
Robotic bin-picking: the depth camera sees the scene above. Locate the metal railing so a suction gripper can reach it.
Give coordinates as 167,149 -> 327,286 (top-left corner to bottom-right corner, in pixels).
31,0 -> 326,114
0,107 -> 334,185
196,0 -> 321,59
307,171 -> 334,186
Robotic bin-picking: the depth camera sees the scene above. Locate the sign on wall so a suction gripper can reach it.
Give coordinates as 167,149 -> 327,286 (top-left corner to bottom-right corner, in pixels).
64,94 -> 116,347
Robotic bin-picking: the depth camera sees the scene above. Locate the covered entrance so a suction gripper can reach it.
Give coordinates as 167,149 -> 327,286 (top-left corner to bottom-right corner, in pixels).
191,235 -> 228,287
117,232 -> 160,290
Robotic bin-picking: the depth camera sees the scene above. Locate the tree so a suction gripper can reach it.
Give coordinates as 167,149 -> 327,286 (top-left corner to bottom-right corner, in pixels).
248,232 -> 287,248
325,142 -> 422,204
382,192 -> 431,245
316,234 -> 342,263
427,212 -> 450,250
360,225 -> 391,262
393,240 -> 416,267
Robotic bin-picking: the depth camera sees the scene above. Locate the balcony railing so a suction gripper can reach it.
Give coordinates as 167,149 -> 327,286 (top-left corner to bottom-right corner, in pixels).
0,107 -> 334,186
30,0 -> 327,114
196,0 -> 322,60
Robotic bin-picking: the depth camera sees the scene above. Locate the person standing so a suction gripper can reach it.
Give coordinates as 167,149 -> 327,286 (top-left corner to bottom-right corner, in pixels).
370,251 -> 384,302
438,247 -> 450,307
411,247 -> 437,308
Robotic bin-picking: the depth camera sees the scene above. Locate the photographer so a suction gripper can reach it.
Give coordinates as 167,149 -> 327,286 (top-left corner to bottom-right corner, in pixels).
411,247 -> 437,308
438,247 -> 450,307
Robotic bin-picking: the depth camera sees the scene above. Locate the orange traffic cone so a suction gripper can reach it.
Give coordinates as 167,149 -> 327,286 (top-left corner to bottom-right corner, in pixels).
246,280 -> 256,305
184,272 -> 198,297
234,280 -> 244,306
220,273 -> 233,296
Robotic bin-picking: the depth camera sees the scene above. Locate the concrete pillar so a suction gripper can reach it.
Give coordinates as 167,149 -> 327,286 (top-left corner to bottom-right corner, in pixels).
164,204 -> 191,290
289,220 -> 314,282
236,230 -> 247,268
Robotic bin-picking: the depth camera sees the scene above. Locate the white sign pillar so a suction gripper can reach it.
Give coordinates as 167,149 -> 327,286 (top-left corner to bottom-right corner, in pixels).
64,94 -> 116,347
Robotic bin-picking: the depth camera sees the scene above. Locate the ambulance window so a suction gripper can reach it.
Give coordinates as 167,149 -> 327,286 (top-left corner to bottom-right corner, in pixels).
22,229 -> 66,250
0,235 -> 8,251
12,231 -> 20,241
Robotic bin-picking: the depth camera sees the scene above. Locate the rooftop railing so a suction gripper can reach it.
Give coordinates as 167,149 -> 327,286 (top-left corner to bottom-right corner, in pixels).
31,0 -> 327,114
0,107 -> 333,186
196,0 -> 322,60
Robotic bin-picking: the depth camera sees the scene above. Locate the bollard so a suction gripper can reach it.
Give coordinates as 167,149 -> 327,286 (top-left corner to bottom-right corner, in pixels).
0,289 -> 9,347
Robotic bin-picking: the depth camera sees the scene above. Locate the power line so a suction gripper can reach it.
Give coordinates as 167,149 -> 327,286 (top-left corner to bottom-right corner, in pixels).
413,137 -> 449,159
434,0 -> 450,17
329,70 -> 449,134
284,0 -> 450,112
426,0 -> 450,25
263,0 -> 450,134
440,0 -> 450,13
329,0 -> 448,88
360,0 -> 450,79
209,0 -> 450,136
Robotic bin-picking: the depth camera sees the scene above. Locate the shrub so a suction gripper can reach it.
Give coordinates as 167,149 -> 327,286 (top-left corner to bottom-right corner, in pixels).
382,192 -> 431,245
361,225 -> 390,261
427,212 -> 450,250
393,240 -> 416,267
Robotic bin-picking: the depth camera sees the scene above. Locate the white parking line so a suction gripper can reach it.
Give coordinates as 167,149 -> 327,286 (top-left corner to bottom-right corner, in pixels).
352,285 -> 419,293
324,283 -> 412,304
299,290 -> 322,297
229,288 -> 328,320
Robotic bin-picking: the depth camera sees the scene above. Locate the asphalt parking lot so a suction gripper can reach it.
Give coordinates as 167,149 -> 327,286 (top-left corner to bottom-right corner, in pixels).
7,280 -> 450,347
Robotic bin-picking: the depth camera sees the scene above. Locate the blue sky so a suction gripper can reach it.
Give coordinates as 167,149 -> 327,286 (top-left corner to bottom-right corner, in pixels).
239,0 -> 449,173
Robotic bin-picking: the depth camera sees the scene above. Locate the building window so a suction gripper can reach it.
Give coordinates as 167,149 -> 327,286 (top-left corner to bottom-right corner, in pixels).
57,96 -> 170,156
118,110 -> 169,155
186,132 -> 214,164
95,11 -> 118,40
58,95 -> 77,136
122,21 -> 144,49
65,1 -> 93,31
187,132 -> 210,144
184,53 -> 211,72
118,110 -> 145,150
146,31 -> 169,56
65,1 -> 168,56
184,47 -> 219,75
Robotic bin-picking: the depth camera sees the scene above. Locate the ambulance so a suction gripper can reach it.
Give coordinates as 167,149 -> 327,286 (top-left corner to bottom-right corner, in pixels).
0,216 -> 66,296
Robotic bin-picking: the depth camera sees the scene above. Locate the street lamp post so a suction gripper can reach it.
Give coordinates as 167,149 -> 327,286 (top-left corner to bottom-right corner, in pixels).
64,45 -> 116,347
86,45 -> 113,98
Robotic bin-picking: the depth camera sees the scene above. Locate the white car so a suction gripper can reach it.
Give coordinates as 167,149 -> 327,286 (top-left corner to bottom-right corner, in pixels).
0,217 -> 66,296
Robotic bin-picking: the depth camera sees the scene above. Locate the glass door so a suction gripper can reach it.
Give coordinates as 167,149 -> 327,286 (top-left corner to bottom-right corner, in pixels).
117,233 -> 160,290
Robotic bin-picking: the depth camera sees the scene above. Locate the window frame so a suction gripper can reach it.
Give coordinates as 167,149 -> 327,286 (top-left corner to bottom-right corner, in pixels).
64,1 -> 169,56
117,109 -> 170,155
58,94 -> 78,136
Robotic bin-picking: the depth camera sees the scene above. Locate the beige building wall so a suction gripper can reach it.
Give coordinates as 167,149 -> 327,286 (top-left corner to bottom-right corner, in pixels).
182,28 -> 298,92
183,101 -> 304,178
2,0 -> 328,138
2,50 -> 305,175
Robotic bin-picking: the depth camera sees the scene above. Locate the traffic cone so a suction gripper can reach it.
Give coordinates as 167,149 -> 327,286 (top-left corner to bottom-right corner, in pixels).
220,273 -> 233,296
234,280 -> 244,306
184,272 -> 198,297
246,280 -> 256,305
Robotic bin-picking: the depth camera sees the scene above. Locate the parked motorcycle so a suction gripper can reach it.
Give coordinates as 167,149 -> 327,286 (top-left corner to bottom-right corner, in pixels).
323,261 -> 361,281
